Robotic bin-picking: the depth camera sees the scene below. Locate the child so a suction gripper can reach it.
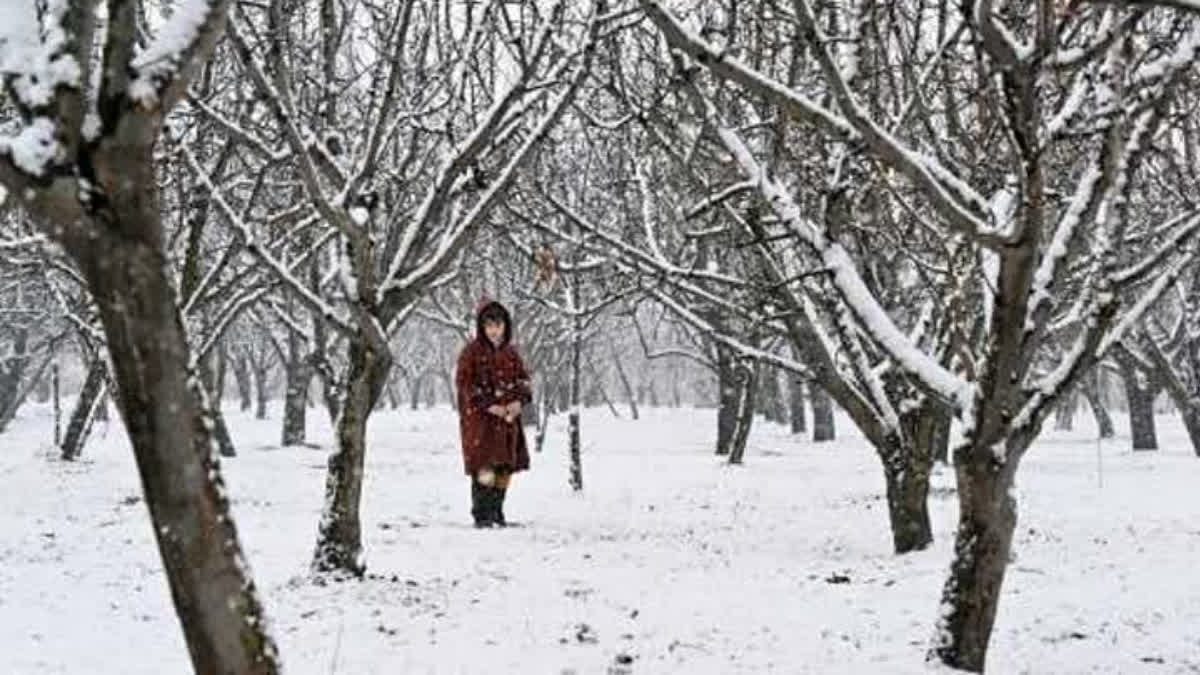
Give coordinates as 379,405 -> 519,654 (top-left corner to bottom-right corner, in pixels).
455,299 -> 533,528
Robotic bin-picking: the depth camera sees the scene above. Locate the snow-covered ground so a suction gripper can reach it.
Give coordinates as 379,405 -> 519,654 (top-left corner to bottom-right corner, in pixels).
2,403 -> 1198,674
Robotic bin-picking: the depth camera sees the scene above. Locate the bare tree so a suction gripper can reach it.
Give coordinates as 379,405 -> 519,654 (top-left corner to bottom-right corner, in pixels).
639,1 -> 1200,670
0,2 -> 279,672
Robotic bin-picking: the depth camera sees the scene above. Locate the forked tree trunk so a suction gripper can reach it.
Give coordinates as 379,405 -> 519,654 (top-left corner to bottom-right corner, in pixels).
312,338 -> 392,576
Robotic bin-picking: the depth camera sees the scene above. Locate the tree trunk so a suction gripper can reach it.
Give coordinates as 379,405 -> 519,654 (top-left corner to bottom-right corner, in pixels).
611,346 -> 639,421
409,374 -> 421,411
789,376 -> 807,434
281,358 -> 310,445
523,386 -> 541,428
1053,392 -> 1077,431
424,375 -> 437,408
73,227 -> 278,674
234,353 -> 253,412
933,408 -> 953,464
758,367 -> 786,424
883,413 -> 938,553
1083,371 -> 1115,439
727,361 -> 760,464
1121,364 -> 1158,451
201,357 -> 236,458
385,379 -> 401,410
568,311 -> 583,491
0,338 -> 52,434
811,383 -> 836,442
534,390 -> 550,453
52,363 -> 61,446
715,346 -> 736,455
94,390 -> 110,421
254,364 -> 270,420
312,338 -> 392,576
0,328 -> 29,426
60,359 -> 107,462
930,448 -> 1020,672
444,370 -> 457,412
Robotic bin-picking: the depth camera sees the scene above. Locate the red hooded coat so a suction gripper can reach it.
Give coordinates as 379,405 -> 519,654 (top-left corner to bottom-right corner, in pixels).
455,300 -> 532,476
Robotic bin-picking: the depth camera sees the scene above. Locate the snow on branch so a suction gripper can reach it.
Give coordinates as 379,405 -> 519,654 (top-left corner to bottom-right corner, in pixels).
687,88 -> 973,414
382,12 -> 562,289
1091,0 -> 1200,13
642,1 -> 1002,249
1097,250 -> 1195,357
181,146 -> 356,337
1113,211 -> 1200,286
384,13 -> 595,299
971,0 -> 1030,68
128,0 -> 232,110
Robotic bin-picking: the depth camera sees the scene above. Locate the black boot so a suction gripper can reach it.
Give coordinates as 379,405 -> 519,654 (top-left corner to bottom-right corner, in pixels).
471,481 -> 493,528
491,486 -> 508,527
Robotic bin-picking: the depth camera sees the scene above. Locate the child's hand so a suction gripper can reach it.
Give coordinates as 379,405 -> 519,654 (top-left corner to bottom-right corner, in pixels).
487,404 -> 506,417
506,401 -> 522,417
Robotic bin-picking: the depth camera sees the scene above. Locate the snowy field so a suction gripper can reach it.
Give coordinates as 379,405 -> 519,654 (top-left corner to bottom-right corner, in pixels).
2,403 -> 1198,674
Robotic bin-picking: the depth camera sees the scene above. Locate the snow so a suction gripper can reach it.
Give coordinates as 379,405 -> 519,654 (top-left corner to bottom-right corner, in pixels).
3,403 -> 1199,673
129,0 -> 220,105
5,118 -> 63,176
0,1 -> 80,110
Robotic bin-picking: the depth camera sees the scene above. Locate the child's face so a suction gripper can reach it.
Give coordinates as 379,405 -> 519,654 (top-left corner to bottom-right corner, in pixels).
484,319 -> 505,345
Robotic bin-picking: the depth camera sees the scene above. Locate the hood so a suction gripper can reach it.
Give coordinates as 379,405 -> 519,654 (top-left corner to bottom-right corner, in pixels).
475,299 -> 513,347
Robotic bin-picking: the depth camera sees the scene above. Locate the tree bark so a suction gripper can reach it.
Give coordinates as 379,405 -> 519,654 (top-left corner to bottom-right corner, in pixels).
60,358 -> 107,462
281,355 -> 311,445
1121,363 -> 1159,451
73,225 -> 278,674
52,363 -> 61,446
933,408 -> 953,464
789,376 -> 807,434
568,304 -> 583,491
930,447 -> 1020,672
882,413 -> 938,553
715,345 -> 736,454
312,338 -> 392,576
811,383 -> 836,442
726,361 -> 760,464
1080,370 -> 1115,439
234,353 -> 253,412
201,356 -> 236,457
254,362 -> 270,420
758,367 -> 786,424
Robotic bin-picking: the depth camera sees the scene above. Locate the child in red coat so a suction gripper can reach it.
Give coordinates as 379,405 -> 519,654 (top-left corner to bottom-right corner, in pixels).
455,300 -> 532,527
